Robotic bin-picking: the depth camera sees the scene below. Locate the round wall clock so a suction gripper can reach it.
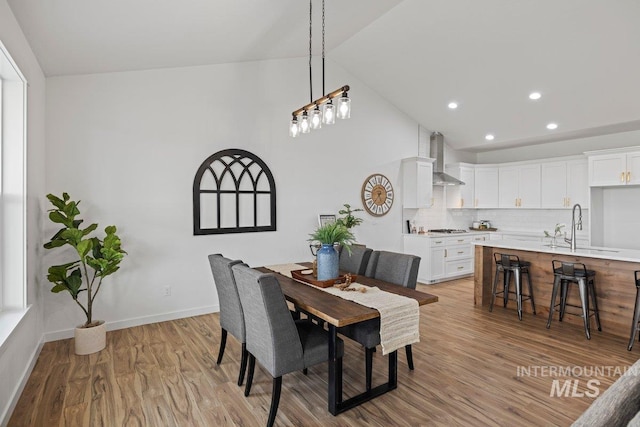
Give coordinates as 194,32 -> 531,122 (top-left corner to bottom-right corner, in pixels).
361,173 -> 394,217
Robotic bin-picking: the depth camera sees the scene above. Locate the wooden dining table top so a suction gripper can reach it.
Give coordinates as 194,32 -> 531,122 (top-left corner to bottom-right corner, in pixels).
256,263 -> 438,328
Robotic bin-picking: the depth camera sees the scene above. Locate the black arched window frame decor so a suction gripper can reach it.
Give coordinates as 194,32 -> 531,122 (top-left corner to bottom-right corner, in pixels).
193,148 -> 276,235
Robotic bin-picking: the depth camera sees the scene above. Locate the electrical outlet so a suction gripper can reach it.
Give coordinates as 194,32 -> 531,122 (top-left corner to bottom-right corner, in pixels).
163,286 -> 171,296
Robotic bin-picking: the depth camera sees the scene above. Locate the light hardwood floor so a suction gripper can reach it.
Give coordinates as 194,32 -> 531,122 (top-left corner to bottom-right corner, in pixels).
9,277 -> 640,426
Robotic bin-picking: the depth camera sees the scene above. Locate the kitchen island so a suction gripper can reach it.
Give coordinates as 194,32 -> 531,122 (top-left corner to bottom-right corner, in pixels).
474,240 -> 640,339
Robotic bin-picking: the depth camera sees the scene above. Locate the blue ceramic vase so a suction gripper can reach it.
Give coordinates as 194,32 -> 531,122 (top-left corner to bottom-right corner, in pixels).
316,243 -> 339,280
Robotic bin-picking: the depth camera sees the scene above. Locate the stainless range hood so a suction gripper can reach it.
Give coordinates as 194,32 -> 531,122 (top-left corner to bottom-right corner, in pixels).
430,132 -> 465,186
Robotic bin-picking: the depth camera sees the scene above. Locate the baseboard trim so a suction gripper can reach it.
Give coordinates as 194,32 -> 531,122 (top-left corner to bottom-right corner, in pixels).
43,305 -> 219,342
1,335 -> 44,427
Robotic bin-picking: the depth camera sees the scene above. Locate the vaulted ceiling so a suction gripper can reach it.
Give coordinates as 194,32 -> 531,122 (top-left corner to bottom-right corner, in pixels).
8,0 -> 640,151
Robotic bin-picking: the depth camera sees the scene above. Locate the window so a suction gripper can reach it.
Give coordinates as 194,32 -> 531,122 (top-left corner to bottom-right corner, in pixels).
0,39 -> 27,314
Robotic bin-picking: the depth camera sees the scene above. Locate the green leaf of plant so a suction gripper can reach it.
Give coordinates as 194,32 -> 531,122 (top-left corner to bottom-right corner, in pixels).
82,223 -> 98,236
76,239 -> 93,258
48,211 -> 68,225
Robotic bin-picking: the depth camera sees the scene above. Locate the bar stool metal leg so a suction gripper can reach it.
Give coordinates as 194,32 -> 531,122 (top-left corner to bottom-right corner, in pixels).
490,265 -> 501,312
588,277 -> 602,332
514,267 -> 523,321
503,270 -> 511,307
547,275 -> 561,329
629,287 -> 640,351
577,278 -> 591,339
526,269 -> 536,314
559,280 -> 569,322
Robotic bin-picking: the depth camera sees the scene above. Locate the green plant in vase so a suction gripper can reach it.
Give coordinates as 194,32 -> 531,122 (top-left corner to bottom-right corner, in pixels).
308,222 -> 355,280
544,223 -> 565,247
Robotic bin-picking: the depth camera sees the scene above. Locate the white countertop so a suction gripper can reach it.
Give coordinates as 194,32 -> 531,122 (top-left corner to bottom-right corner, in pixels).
404,230 -> 491,238
473,239 -> 640,263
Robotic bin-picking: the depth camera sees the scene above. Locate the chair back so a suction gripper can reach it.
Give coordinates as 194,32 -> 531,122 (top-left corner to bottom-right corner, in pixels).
208,254 -> 244,341
552,260 -> 589,278
365,250 -> 420,289
232,264 -> 304,378
494,253 -> 520,268
339,245 -> 373,275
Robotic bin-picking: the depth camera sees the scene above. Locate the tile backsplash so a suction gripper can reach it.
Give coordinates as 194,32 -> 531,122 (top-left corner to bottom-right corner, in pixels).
403,186 -> 589,238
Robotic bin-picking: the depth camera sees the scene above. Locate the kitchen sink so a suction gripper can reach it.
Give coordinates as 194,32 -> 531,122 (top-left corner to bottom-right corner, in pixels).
542,244 -> 619,253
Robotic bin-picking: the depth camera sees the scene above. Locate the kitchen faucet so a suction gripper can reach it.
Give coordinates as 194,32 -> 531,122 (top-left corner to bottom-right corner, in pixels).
564,203 -> 582,251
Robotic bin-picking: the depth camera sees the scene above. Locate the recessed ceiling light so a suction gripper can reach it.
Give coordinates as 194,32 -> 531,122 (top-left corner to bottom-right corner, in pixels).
448,102 -> 458,109
546,123 -> 558,130
485,134 -> 495,141
529,92 -> 542,100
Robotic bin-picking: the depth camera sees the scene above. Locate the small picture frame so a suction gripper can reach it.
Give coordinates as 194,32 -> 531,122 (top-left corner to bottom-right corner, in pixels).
318,214 -> 336,227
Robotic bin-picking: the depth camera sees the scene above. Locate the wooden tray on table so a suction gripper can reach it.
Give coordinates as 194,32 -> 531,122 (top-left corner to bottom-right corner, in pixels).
291,269 -> 357,288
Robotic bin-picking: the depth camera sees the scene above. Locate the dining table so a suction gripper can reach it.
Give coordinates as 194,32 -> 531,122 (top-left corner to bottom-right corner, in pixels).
257,263 -> 438,415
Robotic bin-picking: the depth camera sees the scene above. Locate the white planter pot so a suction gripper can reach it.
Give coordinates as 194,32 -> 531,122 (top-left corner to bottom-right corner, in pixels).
74,321 -> 106,355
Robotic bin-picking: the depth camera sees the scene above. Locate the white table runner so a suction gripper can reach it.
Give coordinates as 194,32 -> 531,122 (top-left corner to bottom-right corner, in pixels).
264,264 -> 420,355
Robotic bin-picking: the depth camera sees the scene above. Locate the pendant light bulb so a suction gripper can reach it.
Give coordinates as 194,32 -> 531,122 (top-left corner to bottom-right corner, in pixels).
337,92 -> 351,119
289,116 -> 300,137
300,112 -> 311,133
311,106 -> 323,130
323,101 -> 335,125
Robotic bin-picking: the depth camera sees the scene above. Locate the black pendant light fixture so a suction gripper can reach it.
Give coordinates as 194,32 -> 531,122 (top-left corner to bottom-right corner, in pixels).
289,0 -> 351,137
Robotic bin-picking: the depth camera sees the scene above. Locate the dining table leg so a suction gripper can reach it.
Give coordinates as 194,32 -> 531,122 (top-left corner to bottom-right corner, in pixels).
328,324 -> 342,415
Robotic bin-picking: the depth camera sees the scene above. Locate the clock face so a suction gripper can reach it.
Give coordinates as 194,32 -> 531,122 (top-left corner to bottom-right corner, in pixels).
361,174 -> 394,217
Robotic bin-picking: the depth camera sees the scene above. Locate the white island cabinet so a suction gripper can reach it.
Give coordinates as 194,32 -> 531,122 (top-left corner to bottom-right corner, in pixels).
404,233 -> 488,284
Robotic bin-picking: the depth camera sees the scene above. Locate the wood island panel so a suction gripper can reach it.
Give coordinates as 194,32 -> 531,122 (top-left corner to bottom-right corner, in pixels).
474,244 -> 640,339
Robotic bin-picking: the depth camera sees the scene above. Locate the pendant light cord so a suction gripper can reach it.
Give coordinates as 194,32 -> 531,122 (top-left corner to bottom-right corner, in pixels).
308,0 -> 313,104
322,0 -> 325,96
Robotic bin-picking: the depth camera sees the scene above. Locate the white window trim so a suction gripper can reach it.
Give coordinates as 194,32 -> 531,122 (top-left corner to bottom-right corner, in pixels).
0,38 -> 28,352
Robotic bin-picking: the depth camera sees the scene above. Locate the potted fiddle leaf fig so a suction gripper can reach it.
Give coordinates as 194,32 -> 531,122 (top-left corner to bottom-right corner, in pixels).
44,193 -> 126,355
308,221 -> 355,280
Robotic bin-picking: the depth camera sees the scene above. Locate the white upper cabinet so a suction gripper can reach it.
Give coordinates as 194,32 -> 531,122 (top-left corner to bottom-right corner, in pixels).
588,150 -> 640,187
445,163 -> 474,208
541,159 -> 588,208
474,166 -> 499,208
402,157 -> 434,208
498,164 -> 541,208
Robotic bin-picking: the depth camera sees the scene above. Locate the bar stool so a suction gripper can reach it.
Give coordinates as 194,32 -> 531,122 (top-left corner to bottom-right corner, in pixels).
546,260 -> 601,340
489,253 -> 536,320
627,271 -> 640,350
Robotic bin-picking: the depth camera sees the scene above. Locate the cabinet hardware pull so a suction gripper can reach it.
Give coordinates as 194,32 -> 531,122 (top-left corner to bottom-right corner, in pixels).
627,171 -> 631,183
457,251 -> 464,254
567,197 -> 570,206
444,249 -> 448,257
457,266 -> 464,270
621,172 -> 625,182
563,197 -> 566,207
457,239 -> 464,242
435,240 -> 442,244
515,198 -> 518,207
461,198 -> 464,207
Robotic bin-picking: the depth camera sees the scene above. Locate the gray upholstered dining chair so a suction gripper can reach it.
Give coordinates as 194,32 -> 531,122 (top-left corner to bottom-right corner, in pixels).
208,254 -> 248,386
339,245 -> 373,275
232,263 -> 343,427
338,250 -> 421,391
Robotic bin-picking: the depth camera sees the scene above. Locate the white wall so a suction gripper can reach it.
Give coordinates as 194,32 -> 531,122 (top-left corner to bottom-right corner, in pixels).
0,0 -> 46,424
44,57 -> 421,337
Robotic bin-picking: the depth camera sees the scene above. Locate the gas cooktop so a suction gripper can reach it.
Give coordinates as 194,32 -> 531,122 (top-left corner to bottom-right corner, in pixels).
428,229 -> 468,234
